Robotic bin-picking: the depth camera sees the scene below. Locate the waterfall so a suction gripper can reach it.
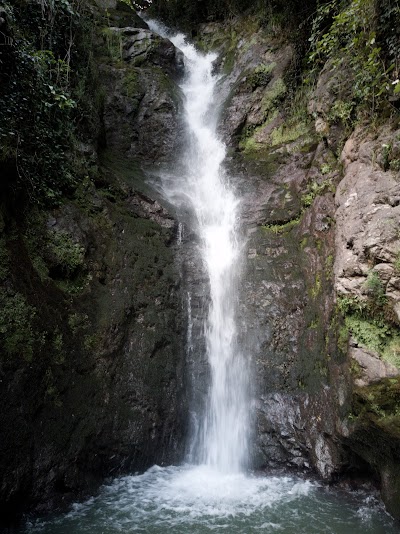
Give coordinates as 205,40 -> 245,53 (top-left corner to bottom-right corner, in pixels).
168,34 -> 250,473
22,22 -> 399,534
146,22 -> 250,473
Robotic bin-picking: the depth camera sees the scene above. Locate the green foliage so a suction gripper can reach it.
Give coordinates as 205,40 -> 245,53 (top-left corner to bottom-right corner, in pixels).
310,272 -> 321,298
390,158 -> 400,171
261,78 -> 286,113
22,209 -> 88,294
301,179 -> 333,208
120,0 -> 135,8
381,142 -> 392,170
42,227 -> 89,295
238,110 -> 279,153
239,74 -> 289,154
379,142 -> 400,172
337,294 -> 368,315
376,0 -> 400,83
263,216 -> 301,234
327,100 -> 355,127
48,230 -> 85,278
345,315 -> 392,354
149,0 -> 255,27
53,329 -> 63,352
149,0 -> 318,50
0,0 -> 100,206
101,27 -> 123,62
83,333 -> 99,351
261,178 -> 334,238
364,270 -> 387,307
320,163 -> 332,175
354,378 -> 400,426
337,291 -> 400,367
325,253 -> 334,278
122,69 -> 140,97
270,121 -> 310,146
338,324 -> 350,353
350,357 -> 362,378
68,312 -> 90,334
308,0 -> 400,113
247,63 -> 275,90
383,337 -> 400,368
300,237 -> 308,249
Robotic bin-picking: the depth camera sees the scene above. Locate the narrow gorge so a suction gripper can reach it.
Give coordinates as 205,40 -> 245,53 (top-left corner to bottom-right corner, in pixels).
0,0 -> 400,531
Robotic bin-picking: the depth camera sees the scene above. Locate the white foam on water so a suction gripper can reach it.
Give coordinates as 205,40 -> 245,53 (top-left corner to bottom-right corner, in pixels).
30,465 -> 314,531
24,466 -> 398,533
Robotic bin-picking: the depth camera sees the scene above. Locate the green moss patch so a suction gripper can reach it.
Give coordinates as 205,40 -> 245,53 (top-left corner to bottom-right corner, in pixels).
383,338 -> 400,368
270,121 -> 311,146
262,216 -> 301,234
261,77 -> 285,113
345,315 -> 391,354
353,378 -> 400,437
301,179 -> 334,208
0,290 -> 37,360
239,110 -> 279,154
248,63 -> 276,91
338,292 -> 400,369
122,69 -> 140,98
48,230 -> 85,279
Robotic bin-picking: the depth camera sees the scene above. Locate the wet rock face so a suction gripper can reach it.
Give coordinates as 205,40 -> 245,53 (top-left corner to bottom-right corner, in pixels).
118,27 -> 184,75
240,182 -> 347,478
207,14 -> 400,516
218,43 -> 293,147
101,26 -> 184,164
331,126 -> 400,518
0,183 -> 187,519
256,391 -> 343,478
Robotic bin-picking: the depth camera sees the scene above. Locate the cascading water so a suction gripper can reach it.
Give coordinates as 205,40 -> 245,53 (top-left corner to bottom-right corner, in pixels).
20,26 -> 399,534
166,31 -> 249,474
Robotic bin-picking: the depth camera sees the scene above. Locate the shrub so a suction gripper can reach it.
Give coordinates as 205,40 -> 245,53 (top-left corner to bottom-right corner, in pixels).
0,0 -> 99,206
364,270 -> 387,308
308,0 -> 400,113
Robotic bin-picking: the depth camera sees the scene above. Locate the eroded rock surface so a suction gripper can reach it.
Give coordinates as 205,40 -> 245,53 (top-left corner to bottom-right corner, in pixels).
101,24 -> 184,163
335,127 -> 400,317
332,125 -> 400,519
350,343 -> 400,387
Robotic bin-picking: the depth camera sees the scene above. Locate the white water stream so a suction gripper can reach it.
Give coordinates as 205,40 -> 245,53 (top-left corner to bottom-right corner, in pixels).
21,25 -> 399,534
167,30 -> 249,473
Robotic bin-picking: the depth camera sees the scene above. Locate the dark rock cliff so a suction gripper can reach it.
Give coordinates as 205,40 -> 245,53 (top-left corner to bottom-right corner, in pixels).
0,0 -> 187,524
